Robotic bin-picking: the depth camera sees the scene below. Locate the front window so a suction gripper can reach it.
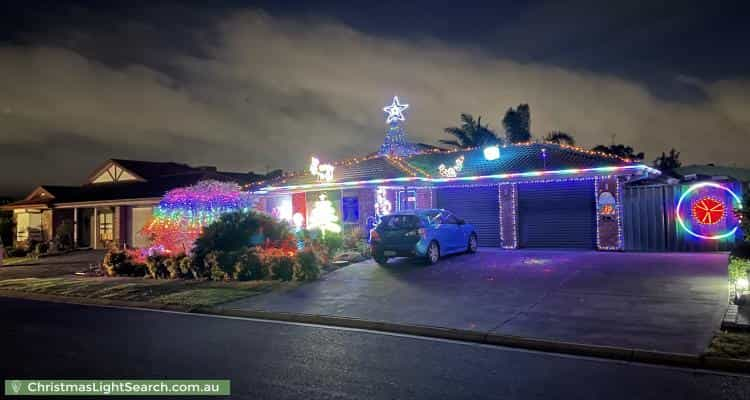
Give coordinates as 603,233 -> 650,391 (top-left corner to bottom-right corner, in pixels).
397,190 -> 416,211
98,209 -> 114,242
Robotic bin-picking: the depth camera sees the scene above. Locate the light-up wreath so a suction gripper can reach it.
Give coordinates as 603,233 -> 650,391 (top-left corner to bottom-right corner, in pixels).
676,182 -> 742,240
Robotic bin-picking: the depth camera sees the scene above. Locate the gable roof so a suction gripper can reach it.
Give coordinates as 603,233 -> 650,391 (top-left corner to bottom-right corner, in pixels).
674,165 -> 750,183
3,160 -> 267,210
257,143 -> 659,193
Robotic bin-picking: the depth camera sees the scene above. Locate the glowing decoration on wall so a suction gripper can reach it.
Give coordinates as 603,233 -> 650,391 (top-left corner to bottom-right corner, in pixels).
383,96 -> 409,123
141,180 -> 255,254
292,212 -> 305,230
691,197 -> 725,225
374,186 -> 392,218
271,198 -> 293,222
438,156 -> 465,177
597,191 -> 617,216
676,181 -> 742,240
309,157 -> 335,182
307,194 -> 341,235
483,145 -> 500,161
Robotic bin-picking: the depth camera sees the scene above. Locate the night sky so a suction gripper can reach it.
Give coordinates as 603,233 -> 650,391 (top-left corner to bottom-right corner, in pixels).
1,0 -> 749,197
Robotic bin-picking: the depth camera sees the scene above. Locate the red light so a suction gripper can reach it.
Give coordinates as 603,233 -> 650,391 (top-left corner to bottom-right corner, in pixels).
418,228 -> 426,238
370,229 -> 381,242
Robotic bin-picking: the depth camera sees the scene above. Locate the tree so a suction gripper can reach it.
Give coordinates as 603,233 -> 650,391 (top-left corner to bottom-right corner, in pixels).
544,131 -> 576,146
591,144 -> 645,161
502,104 -> 531,144
440,113 -> 500,148
653,148 -> 681,171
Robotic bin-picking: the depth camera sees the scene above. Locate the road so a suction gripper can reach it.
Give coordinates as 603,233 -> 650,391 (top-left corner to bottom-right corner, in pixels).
1,297 -> 748,400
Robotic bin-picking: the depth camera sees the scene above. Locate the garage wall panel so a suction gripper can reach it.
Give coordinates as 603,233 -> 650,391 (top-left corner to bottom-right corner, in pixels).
518,180 -> 596,248
436,185 -> 500,247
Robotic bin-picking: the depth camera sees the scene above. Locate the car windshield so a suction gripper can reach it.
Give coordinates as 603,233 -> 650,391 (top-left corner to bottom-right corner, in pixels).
379,215 -> 422,230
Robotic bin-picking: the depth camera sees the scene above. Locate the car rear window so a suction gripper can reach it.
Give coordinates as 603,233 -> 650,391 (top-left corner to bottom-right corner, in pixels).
379,215 -> 422,230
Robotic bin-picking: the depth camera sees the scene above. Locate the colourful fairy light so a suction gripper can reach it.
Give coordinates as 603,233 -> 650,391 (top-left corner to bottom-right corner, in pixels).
256,164 -> 659,193
141,180 -> 255,254
675,181 -> 742,240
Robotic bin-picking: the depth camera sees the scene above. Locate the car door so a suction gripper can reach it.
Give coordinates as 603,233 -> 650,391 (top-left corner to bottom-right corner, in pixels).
438,212 -> 461,253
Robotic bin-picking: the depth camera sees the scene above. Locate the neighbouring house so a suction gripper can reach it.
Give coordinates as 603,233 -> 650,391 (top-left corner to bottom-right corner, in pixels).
1,159 -> 265,249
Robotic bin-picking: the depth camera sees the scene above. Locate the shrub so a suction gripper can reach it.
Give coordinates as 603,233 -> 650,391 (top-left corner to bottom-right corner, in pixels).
192,211 -> 293,274
7,247 -> 28,257
233,247 -> 266,281
294,250 -> 320,281
322,232 -> 344,257
32,242 -> 49,258
102,249 -> 146,277
165,253 -> 195,279
264,249 -> 295,281
146,254 -> 170,279
205,251 -> 227,281
53,220 -> 74,251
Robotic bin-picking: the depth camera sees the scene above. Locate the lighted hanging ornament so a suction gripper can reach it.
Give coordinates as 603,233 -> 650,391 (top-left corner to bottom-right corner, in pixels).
374,186 -> 392,219
307,194 -> 341,235
438,156 -> 465,177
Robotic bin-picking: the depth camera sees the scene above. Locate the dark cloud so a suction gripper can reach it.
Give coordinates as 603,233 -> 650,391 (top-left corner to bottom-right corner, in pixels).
1,4 -> 749,198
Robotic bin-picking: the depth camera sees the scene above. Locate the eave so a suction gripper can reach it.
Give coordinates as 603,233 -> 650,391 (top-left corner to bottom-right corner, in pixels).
254,164 -> 661,195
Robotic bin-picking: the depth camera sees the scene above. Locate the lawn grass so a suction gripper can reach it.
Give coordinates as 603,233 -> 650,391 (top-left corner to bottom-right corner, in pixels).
1,256 -> 36,266
0,276 -> 278,307
706,331 -> 750,360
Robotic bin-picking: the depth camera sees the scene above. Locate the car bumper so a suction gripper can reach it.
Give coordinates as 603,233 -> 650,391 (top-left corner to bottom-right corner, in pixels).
371,239 -> 430,257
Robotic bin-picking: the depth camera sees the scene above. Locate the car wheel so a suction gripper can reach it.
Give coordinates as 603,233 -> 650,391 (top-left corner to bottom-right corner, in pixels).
467,233 -> 478,253
373,253 -> 389,265
426,241 -> 440,265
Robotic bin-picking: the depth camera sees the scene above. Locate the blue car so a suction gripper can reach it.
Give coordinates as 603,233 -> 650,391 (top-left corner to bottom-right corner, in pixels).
370,209 -> 478,265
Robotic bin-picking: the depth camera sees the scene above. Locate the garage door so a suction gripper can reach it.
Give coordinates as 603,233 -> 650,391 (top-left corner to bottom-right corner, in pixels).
518,180 -> 595,248
436,186 -> 500,247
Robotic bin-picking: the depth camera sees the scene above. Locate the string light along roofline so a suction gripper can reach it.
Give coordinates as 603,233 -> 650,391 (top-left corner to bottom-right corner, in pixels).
244,142 -> 647,190
253,164 -> 660,193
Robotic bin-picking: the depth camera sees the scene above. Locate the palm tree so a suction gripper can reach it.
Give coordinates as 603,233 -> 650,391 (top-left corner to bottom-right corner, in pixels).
440,114 -> 501,148
591,144 -> 645,161
544,131 -> 576,146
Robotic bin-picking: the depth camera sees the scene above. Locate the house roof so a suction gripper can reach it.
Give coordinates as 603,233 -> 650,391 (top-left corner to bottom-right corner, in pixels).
3,160 -> 267,210
257,143 -> 660,193
674,165 -> 750,183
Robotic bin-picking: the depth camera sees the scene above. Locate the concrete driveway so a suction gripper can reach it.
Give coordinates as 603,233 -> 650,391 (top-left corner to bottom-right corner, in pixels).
226,249 -> 729,354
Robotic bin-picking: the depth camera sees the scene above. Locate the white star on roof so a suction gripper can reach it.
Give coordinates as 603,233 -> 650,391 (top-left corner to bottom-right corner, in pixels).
383,96 -> 409,124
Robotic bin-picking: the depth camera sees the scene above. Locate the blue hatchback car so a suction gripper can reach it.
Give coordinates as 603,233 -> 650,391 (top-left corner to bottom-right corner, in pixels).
370,209 -> 478,265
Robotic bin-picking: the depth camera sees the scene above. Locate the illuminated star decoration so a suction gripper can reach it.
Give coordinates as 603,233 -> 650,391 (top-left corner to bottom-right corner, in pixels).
383,96 -> 409,124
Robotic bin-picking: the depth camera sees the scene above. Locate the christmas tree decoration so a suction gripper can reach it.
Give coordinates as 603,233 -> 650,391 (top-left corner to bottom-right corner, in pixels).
380,96 -> 417,156
141,180 -> 255,254
307,194 -> 341,235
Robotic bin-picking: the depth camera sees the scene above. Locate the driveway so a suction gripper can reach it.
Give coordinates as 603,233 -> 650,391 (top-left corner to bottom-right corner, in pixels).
226,249 -> 729,354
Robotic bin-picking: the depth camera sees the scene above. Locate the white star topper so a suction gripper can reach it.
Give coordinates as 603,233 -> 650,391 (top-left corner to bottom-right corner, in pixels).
383,96 -> 409,123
